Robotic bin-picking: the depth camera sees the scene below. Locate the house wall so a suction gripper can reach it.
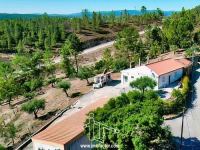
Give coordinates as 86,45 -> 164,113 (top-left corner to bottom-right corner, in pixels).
33,140 -> 63,150
121,67 -> 184,89
150,70 -> 159,89
121,70 -> 159,89
32,135 -> 90,150
158,68 -> 183,88
121,72 -> 134,86
65,135 -> 91,150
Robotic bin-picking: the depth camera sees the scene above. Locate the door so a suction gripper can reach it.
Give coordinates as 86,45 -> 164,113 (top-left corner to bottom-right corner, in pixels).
123,75 -> 128,84
168,75 -> 171,84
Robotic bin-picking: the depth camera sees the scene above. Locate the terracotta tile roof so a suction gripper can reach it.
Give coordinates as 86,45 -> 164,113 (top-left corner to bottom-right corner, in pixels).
175,58 -> 192,68
146,58 -> 192,76
32,98 -> 108,147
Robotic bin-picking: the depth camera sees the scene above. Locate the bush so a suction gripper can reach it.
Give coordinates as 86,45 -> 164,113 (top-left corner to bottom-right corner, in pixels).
47,75 -> 58,87
127,90 -> 143,103
163,76 -> 190,115
181,76 -> 190,95
0,144 -> 5,150
23,92 -> 35,100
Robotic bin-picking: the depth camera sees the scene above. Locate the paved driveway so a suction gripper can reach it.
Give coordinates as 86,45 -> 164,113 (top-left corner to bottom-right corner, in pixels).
165,67 -> 200,149
53,80 -> 123,124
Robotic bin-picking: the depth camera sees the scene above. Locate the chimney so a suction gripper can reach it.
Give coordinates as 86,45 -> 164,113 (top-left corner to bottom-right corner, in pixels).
146,56 -> 149,64
139,58 -> 141,66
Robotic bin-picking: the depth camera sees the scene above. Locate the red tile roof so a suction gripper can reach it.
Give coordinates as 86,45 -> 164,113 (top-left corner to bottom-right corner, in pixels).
146,58 -> 192,76
32,98 -> 108,147
176,58 -> 192,68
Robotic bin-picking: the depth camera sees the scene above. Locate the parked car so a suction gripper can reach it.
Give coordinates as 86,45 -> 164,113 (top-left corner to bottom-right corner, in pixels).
93,72 -> 112,89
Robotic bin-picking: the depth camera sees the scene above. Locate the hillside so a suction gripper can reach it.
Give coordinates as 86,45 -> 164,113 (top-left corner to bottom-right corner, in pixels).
0,10 -> 176,19
1,5 -> 198,149
0,9 -> 165,56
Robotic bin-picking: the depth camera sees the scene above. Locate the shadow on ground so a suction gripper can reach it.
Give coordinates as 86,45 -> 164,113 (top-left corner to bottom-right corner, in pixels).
187,65 -> 200,109
172,66 -> 200,150
107,80 -> 121,86
173,136 -> 200,150
39,109 -> 58,120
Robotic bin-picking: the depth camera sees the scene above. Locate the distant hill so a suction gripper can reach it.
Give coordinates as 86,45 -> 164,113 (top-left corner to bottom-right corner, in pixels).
0,13 -> 40,19
66,10 -> 176,18
0,10 -> 176,20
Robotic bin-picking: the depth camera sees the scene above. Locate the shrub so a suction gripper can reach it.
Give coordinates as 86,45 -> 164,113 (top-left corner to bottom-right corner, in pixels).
163,76 -> 190,115
127,90 -> 143,103
47,75 -> 58,87
23,92 -> 35,100
181,76 -> 190,95
0,144 -> 5,150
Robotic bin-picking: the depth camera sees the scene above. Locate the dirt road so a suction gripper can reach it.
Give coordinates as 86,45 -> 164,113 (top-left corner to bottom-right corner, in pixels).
53,30 -> 146,64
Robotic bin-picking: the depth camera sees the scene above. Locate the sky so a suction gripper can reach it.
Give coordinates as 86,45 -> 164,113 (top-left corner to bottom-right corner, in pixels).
0,0 -> 200,14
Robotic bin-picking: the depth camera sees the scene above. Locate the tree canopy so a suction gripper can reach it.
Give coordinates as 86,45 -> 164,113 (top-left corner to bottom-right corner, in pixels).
21,99 -> 45,119
58,80 -> 71,97
78,66 -> 94,85
85,90 -> 174,149
130,76 -> 157,94
115,27 -> 141,68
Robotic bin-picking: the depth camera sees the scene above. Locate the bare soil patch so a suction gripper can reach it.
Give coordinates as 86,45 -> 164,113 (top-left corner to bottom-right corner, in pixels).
0,74 -> 92,147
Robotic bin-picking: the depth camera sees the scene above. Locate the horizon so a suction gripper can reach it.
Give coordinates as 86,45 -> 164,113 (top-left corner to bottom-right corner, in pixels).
0,0 -> 199,14
0,9 -> 178,15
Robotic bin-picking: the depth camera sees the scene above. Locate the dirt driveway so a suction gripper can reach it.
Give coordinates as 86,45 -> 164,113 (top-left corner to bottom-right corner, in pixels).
54,79 -> 123,124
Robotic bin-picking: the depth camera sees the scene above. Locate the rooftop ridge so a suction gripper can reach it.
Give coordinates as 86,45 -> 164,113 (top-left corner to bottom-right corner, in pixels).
146,58 -> 172,65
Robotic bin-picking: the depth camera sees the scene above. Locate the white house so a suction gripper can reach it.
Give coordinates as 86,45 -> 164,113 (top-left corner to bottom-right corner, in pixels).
121,65 -> 157,87
121,58 -> 192,89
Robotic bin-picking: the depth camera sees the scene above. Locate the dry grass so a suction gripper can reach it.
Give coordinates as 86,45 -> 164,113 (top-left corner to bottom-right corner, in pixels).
0,72 -> 93,147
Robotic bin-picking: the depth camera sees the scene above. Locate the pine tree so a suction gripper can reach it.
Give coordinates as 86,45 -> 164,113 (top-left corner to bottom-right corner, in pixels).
82,9 -> 90,29
16,40 -> 25,54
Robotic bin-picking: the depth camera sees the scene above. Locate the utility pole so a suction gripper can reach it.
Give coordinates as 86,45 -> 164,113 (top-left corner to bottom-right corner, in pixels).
180,107 -> 185,150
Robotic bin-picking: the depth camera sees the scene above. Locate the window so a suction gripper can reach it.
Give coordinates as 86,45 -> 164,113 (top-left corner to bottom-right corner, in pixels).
162,76 -> 165,82
152,73 -> 155,78
131,76 -> 134,79
38,148 -> 45,150
124,75 -> 128,83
